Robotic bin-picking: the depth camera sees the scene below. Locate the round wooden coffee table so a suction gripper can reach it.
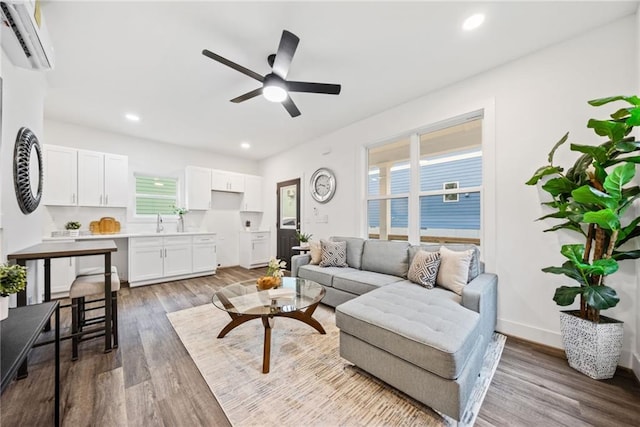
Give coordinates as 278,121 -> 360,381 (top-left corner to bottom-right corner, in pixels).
212,277 -> 326,373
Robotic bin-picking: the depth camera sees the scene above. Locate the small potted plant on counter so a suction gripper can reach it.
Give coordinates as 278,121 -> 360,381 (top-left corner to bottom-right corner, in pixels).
65,221 -> 81,237
173,206 -> 188,232
0,263 -> 27,320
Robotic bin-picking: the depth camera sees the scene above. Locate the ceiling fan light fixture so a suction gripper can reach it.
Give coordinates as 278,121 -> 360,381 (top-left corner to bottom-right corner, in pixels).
263,74 -> 288,102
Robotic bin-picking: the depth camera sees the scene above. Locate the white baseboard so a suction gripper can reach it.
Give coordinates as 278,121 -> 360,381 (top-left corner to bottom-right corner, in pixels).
497,317 -> 634,369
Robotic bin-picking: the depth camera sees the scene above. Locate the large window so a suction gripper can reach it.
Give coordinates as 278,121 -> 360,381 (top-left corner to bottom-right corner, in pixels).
135,175 -> 178,215
366,117 -> 482,244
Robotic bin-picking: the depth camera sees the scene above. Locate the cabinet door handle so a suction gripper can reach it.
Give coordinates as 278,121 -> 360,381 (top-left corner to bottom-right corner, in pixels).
105,194 -> 109,205
160,249 -> 163,258
72,193 -> 76,204
164,248 -> 167,257
100,194 -> 103,205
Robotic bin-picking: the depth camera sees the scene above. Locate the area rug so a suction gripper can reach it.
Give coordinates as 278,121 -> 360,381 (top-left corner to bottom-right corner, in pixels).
167,304 -> 505,426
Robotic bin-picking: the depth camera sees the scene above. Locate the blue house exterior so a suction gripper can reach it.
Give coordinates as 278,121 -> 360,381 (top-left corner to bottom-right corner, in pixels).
368,150 -> 481,233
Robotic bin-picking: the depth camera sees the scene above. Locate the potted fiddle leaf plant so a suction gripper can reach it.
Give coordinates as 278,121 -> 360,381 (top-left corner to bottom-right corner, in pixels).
0,263 -> 27,320
526,95 -> 640,379
295,230 -> 313,248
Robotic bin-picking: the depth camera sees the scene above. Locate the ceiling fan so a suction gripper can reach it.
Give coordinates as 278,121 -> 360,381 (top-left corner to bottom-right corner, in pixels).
202,30 -> 341,118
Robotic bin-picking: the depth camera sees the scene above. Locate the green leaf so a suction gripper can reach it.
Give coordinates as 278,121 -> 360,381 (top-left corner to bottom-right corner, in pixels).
560,244 -> 585,265
612,249 -> 640,261
543,177 -> 576,196
583,285 -> 619,310
571,185 -> 616,209
588,95 -> 640,107
603,163 -> 636,201
526,165 -> 563,185
553,286 -> 583,306
542,261 -> 585,285
584,258 -> 619,276
626,107 -> 640,126
603,156 -> 640,167
610,107 -> 630,120
618,217 -> 640,242
542,222 -> 585,235
583,209 -> 620,230
587,119 -> 626,142
548,132 -> 569,164
570,144 -> 608,164
594,164 -> 608,185
615,140 -> 640,153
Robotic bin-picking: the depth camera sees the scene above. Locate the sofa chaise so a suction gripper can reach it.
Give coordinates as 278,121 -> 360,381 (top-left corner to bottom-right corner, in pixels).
291,237 -> 498,421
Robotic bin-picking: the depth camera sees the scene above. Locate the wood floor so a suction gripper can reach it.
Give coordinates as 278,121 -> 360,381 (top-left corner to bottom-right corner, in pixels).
1,266 -> 639,426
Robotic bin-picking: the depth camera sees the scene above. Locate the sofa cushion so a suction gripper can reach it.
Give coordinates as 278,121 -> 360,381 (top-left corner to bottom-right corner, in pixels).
298,264 -> 359,287
361,240 -> 410,278
437,247 -> 473,295
335,281 -> 480,380
320,240 -> 348,267
409,243 -> 481,282
407,250 -> 441,288
333,270 -> 404,295
331,236 -> 365,269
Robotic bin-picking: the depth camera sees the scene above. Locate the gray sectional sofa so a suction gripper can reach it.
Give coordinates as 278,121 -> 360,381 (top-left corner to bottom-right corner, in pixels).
291,237 -> 498,421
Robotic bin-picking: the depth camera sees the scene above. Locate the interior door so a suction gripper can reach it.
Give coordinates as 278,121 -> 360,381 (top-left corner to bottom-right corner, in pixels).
277,178 -> 300,271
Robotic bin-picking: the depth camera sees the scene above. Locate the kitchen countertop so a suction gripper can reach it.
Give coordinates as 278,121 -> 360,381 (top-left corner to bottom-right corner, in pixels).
43,231 -> 216,241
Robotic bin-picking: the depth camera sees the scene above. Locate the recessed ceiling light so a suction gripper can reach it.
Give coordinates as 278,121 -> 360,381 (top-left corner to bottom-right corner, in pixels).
241,142 -> 251,150
462,13 -> 485,31
125,113 -> 140,122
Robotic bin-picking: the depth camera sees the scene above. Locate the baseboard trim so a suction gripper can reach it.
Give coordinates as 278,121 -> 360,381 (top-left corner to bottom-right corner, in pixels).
497,317 -> 634,369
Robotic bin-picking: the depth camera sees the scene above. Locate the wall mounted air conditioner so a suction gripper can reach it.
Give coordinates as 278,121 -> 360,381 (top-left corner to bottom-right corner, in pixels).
0,0 -> 54,70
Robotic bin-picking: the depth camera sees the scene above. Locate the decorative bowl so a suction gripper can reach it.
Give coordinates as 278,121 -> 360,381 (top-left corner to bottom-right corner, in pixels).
256,276 -> 281,290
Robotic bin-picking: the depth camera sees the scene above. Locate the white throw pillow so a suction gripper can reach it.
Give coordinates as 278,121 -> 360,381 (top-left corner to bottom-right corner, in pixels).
408,250 -> 441,288
437,246 -> 473,295
308,240 -> 322,265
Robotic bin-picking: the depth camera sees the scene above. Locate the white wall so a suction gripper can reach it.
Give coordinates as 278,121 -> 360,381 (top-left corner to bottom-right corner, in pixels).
0,52 -> 47,303
43,120 -> 262,267
261,16 -> 639,367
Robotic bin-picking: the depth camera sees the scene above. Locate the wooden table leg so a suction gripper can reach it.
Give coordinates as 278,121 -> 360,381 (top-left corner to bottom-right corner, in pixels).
55,302 -> 60,426
44,258 -> 51,331
17,259 -> 27,307
262,316 -> 274,374
278,300 -> 326,334
104,252 -> 112,353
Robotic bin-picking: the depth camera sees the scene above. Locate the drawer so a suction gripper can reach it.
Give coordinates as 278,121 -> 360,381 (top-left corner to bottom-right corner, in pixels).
129,237 -> 163,248
252,232 -> 269,240
163,236 -> 193,246
193,235 -> 216,243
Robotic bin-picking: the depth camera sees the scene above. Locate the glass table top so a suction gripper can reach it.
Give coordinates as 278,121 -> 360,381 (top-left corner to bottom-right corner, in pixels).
212,277 -> 325,316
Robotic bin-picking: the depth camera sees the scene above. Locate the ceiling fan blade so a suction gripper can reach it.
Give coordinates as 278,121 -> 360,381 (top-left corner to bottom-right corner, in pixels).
282,96 -> 301,118
230,87 -> 263,103
287,81 -> 341,95
202,49 -> 264,83
272,30 -> 300,79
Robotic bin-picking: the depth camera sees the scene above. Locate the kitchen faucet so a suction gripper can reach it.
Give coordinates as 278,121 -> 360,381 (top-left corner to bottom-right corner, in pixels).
156,213 -> 164,233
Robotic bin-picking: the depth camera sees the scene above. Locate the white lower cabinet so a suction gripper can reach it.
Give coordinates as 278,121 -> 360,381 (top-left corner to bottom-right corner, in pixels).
239,231 -> 270,269
50,257 -> 77,296
193,235 -> 217,273
129,234 -> 216,287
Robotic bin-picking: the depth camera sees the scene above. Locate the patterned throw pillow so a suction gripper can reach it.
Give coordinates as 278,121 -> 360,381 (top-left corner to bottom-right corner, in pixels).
408,250 -> 441,288
436,246 -> 473,295
320,240 -> 348,267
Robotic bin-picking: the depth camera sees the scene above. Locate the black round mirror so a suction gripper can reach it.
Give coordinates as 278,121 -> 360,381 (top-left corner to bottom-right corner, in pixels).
13,127 -> 43,214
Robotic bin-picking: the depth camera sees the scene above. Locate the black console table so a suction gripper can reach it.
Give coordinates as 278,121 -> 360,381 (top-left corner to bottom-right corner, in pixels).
1,301 -> 60,426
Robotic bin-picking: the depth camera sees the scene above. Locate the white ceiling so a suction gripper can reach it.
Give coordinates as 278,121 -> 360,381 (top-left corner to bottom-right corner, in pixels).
41,1 -> 638,160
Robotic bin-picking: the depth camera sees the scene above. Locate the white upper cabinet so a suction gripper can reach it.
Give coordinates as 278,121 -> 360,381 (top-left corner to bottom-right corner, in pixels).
242,175 -> 263,212
44,145 -> 128,207
78,150 -> 104,206
104,153 -> 129,207
43,145 -> 78,206
211,169 -> 245,193
185,166 -> 212,210
78,150 -> 128,207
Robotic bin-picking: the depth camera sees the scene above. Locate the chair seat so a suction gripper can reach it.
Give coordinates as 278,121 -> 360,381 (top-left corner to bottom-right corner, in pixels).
70,272 -> 120,299
76,266 -> 118,277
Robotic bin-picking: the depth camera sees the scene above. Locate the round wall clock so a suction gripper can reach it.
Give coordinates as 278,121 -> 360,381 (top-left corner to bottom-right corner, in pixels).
310,168 -> 336,203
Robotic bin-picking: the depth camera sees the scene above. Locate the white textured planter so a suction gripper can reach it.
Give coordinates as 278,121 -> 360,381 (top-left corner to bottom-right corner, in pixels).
68,229 -> 79,237
559,310 -> 623,380
0,296 -> 9,321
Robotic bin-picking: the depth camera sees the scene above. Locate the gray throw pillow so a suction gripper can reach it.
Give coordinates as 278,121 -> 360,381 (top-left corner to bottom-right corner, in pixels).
320,240 -> 348,267
408,250 -> 441,288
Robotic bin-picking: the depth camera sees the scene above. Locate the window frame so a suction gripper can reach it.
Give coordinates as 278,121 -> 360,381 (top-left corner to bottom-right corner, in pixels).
133,173 -> 181,218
